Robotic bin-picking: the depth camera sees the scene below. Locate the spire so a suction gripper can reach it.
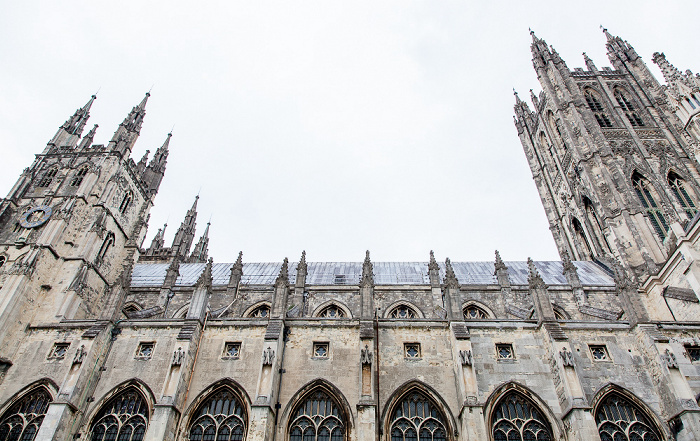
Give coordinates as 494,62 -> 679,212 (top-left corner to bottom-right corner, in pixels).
494,250 -> 507,272
109,92 -> 150,158
428,250 -> 439,272
601,25 -> 613,41
527,258 -> 547,289
61,94 -> 96,136
146,223 -> 167,255
297,250 -> 308,276
195,257 -> 213,289
77,124 -> 98,150
275,257 -> 289,288
188,221 -> 210,263
529,29 -> 551,68
444,258 -> 460,289
582,52 -> 597,71
603,27 -> 639,67
171,195 -> 199,259
360,250 -> 374,287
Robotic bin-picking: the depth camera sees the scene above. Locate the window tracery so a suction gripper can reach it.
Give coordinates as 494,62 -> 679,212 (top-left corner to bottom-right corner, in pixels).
389,305 -> 417,319
38,168 -> 58,187
614,90 -> 644,126
318,305 -> 345,318
492,392 -> 552,441
463,305 -> 487,320
584,89 -> 613,127
668,172 -> 697,219
89,387 -> 148,441
389,391 -> 448,441
632,172 -> 669,240
248,305 -> 270,318
288,390 -> 345,441
0,387 -> 52,441
71,166 -> 88,187
595,392 -> 661,441
189,387 -> 247,441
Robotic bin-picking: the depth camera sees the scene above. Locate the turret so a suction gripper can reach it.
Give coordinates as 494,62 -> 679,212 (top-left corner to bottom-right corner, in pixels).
141,132 -> 170,197
188,222 -> 210,263
108,92 -> 149,159
46,95 -> 96,153
171,196 -> 198,259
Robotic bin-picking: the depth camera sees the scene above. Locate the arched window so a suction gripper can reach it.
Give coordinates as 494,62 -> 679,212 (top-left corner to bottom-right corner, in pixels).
389,305 -> 417,319
189,386 -> 247,441
668,172 -> 697,219
288,390 -> 346,441
492,392 -> 553,441
632,172 -> 669,240
0,387 -> 52,441
614,90 -> 644,127
318,305 -> 345,318
463,305 -> 488,320
572,217 -> 593,259
389,390 -> 448,441
583,196 -> 612,254
595,392 -> 662,441
584,89 -> 613,128
38,168 -> 58,187
89,387 -> 148,441
248,305 -> 270,318
97,233 -> 115,261
119,191 -> 133,214
71,166 -> 89,187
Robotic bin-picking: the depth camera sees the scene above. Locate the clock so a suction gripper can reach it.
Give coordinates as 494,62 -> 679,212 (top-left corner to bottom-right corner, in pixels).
19,205 -> 53,228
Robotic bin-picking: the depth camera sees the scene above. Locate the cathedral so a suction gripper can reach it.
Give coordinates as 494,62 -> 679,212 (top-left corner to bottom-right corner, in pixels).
0,28 -> 699,441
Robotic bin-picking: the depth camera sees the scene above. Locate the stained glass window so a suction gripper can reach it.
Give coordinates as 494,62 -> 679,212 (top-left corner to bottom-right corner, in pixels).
492,392 -> 552,441
595,393 -> 661,441
0,387 -> 52,441
89,387 -> 148,441
288,390 -> 345,441
389,391 -> 448,441
189,387 -> 247,441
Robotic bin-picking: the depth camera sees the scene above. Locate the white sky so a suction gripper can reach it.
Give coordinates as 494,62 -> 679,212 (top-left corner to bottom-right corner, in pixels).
1,1 -> 698,264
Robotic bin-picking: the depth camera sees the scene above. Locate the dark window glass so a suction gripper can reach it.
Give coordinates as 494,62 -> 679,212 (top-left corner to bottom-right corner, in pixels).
189,388 -> 246,441
668,172 -> 697,219
389,391 -> 449,441
288,390 -> 345,441
595,393 -> 661,441
88,387 -> 148,441
0,388 -> 52,441
632,173 -> 669,240
492,393 -> 552,441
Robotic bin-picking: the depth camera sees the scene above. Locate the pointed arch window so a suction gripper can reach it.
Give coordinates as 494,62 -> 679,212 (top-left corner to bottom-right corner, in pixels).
97,233 -> 115,262
668,172 -> 697,219
595,392 -> 661,441
492,392 -> 553,441
583,196 -> 612,254
189,387 -> 247,441
71,166 -> 89,187
248,305 -> 270,318
614,90 -> 644,127
584,89 -> 613,128
318,305 -> 345,318
119,191 -> 133,214
389,391 -> 448,441
288,390 -> 346,441
0,387 -> 52,441
38,168 -> 58,187
572,217 -> 593,259
463,305 -> 488,320
632,173 -> 669,240
389,305 -> 417,319
89,387 -> 148,441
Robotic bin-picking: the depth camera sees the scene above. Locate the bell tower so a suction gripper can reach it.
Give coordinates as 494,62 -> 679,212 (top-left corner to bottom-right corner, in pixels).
515,29 -> 700,278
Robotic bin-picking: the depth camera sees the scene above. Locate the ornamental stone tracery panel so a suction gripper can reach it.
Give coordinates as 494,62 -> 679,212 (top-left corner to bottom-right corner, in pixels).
0,387 -> 52,441
88,386 -> 149,441
189,386 -> 248,441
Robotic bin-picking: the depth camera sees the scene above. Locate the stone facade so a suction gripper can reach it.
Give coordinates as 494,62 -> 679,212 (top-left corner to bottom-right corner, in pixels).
0,29 -> 699,441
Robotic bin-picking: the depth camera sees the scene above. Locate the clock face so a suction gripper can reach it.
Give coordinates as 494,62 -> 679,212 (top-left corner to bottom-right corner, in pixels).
19,205 -> 53,229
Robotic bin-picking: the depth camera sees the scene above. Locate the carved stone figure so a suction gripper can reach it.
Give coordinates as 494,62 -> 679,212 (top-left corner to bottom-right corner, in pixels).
361,345 -> 372,365
459,350 -> 472,366
262,347 -> 275,365
172,347 -> 185,366
560,347 -> 574,367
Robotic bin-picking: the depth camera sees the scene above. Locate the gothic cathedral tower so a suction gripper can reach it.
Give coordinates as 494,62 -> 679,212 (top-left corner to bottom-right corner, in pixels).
514,29 -> 700,279
0,93 -> 169,361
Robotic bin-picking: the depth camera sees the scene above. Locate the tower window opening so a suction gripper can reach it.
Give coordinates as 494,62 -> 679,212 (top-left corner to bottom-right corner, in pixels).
119,191 -> 133,214
632,173 -> 669,240
71,166 -> 88,187
668,172 -> 697,219
584,90 -> 613,127
38,167 -> 58,187
97,233 -> 114,262
614,90 -> 644,126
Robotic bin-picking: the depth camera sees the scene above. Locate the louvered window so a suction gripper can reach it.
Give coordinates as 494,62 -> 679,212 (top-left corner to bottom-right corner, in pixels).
668,172 -> 697,219
614,90 -> 644,126
585,90 -> 613,127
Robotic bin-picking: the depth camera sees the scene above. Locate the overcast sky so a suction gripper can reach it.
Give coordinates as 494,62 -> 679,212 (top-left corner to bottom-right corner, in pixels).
1,2 -> 698,264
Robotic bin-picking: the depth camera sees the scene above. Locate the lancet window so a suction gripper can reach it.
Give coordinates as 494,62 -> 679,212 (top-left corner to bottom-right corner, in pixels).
38,168 -> 58,187
97,233 -> 115,261
89,387 -> 149,441
389,305 -> 417,319
71,166 -> 89,187
248,305 -> 270,318
189,387 -> 247,441
584,89 -> 613,127
463,305 -> 488,320
389,391 -> 448,441
632,172 -> 669,240
288,390 -> 346,441
614,90 -> 644,126
0,387 -> 52,441
492,392 -> 553,441
119,191 -> 133,214
595,392 -> 661,441
668,172 -> 697,219
318,305 -> 345,318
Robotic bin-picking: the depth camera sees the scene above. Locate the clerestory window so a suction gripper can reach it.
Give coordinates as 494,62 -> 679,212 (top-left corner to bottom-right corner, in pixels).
89,387 -> 148,441
668,172 -> 697,219
584,89 -> 613,128
463,305 -> 488,320
632,172 -> 669,240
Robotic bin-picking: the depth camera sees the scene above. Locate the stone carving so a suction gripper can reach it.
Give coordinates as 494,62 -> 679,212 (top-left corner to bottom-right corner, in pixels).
527,258 -> 547,290
560,347 -> 574,367
172,347 -> 185,366
494,250 -> 507,272
73,345 -> 87,364
444,258 -> 460,289
262,347 -> 275,365
428,250 -> 439,273
360,250 -> 374,287
459,350 -> 472,366
361,345 -> 372,365
662,348 -> 678,369
275,258 -> 289,288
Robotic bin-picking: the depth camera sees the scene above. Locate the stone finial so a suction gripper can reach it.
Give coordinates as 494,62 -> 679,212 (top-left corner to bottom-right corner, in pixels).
428,250 -> 439,272
561,250 -> 577,274
276,258 -> 289,288
527,258 -> 546,289
444,258 -> 460,289
361,250 -> 374,287
583,52 -> 597,71
494,250 -> 507,272
297,250 -> 308,275
196,257 -> 213,288
231,251 -> 243,277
